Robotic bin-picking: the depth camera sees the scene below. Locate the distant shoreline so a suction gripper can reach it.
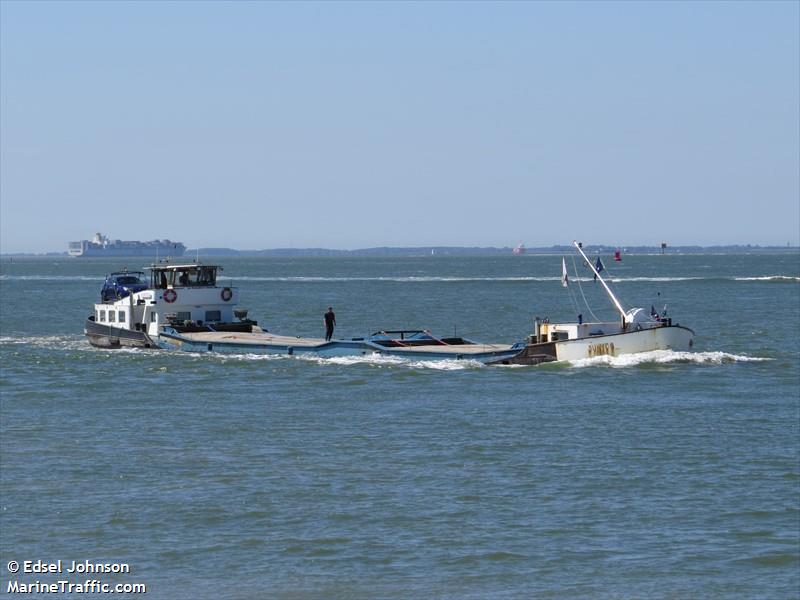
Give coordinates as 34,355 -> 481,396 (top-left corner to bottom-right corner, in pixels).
3,244 -> 798,258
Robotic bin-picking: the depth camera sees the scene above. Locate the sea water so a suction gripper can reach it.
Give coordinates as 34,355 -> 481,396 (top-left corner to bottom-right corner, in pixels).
1,253 -> 798,599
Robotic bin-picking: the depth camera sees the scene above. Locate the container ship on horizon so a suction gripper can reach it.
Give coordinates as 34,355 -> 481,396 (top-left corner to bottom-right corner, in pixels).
68,233 -> 186,258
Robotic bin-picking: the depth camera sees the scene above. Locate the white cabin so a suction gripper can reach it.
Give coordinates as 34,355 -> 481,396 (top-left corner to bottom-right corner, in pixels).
92,264 -> 238,337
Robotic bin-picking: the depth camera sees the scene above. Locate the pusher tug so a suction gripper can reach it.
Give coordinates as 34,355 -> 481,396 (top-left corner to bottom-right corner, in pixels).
506,241 -> 694,365
83,242 -> 694,365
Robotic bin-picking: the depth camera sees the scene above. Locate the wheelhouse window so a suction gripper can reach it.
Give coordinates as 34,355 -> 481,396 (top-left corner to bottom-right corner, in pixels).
197,266 -> 217,286
150,265 -> 219,288
177,269 -> 194,286
99,310 -> 106,322
151,269 -> 173,289
176,266 -> 218,287
118,311 -> 126,323
108,311 -> 116,323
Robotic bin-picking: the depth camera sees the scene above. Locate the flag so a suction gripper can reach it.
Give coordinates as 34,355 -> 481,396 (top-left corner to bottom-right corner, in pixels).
561,257 -> 569,288
594,256 -> 604,281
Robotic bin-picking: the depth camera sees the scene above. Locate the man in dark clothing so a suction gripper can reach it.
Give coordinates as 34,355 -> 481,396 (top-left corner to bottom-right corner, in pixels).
324,307 -> 336,341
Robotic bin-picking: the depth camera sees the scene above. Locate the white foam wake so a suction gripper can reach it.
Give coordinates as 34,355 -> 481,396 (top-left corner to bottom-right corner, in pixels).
224,349 -> 771,370
0,334 -> 86,348
734,275 -> 800,282
568,350 -> 772,368
232,276 -> 557,282
309,354 -> 485,370
0,334 -> 152,355
235,275 -> 706,283
608,276 -> 703,283
214,351 -> 485,370
0,275 -> 101,281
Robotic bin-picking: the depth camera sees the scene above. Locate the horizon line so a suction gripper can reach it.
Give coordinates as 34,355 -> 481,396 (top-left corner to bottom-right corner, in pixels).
3,242 -> 799,257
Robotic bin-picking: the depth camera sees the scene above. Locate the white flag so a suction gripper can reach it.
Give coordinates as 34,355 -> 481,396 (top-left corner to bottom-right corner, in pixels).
561,257 -> 569,288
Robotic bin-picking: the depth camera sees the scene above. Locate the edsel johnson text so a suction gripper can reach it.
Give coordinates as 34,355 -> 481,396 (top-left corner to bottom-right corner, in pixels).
20,560 -> 130,574
6,559 -> 146,594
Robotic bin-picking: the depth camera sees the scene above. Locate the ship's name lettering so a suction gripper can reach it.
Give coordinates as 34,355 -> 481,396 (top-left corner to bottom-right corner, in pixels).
588,342 -> 615,357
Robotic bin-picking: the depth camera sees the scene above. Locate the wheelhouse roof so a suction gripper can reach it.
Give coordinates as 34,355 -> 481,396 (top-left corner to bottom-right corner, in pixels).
146,263 -> 223,271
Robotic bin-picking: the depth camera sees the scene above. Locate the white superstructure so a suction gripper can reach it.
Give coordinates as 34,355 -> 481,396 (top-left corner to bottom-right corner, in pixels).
86,263 -> 240,348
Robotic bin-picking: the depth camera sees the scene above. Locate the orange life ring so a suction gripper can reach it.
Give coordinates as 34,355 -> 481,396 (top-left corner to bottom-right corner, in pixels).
163,289 -> 177,303
221,287 -> 233,302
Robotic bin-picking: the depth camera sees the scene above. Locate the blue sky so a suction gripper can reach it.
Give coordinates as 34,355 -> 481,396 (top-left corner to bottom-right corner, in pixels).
1,0 -> 798,253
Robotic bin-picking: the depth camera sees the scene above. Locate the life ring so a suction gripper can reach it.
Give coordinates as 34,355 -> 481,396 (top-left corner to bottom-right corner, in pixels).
163,289 -> 177,303
221,287 -> 233,302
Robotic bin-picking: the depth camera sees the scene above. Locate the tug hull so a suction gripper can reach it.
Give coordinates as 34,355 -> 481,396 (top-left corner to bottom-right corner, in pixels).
503,324 -> 694,365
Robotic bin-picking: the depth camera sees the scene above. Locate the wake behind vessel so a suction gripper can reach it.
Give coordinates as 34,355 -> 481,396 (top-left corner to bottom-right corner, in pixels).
69,233 -> 186,258
84,242 -> 695,364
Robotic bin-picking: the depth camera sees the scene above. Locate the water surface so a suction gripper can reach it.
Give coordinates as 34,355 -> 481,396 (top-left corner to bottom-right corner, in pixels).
1,253 -> 798,598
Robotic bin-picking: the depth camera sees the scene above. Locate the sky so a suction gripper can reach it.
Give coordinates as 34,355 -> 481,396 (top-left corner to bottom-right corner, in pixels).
1,0 -> 798,253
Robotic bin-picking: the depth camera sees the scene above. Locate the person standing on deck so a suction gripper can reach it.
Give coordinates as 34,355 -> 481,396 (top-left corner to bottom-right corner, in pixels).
324,307 -> 336,341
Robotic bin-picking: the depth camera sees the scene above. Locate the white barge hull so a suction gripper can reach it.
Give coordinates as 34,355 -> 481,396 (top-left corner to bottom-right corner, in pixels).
156,328 -> 524,364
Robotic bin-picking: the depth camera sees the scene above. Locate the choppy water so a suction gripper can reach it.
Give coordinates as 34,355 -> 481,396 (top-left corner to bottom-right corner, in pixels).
1,253 -> 798,599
